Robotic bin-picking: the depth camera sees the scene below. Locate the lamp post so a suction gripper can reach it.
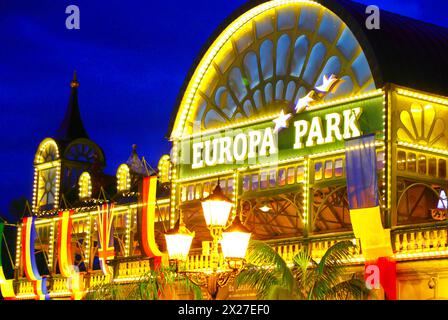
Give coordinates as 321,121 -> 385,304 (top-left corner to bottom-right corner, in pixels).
164,181 -> 251,300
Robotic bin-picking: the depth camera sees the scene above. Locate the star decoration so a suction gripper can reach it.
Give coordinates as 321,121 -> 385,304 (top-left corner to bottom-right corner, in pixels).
295,91 -> 315,113
315,74 -> 342,94
273,110 -> 292,133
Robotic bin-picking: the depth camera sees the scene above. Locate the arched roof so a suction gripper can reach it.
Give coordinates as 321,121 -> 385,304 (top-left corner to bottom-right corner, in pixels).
321,0 -> 448,96
168,0 -> 448,139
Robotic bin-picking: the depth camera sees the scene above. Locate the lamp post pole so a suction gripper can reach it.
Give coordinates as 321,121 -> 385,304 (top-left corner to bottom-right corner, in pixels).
210,226 -> 221,272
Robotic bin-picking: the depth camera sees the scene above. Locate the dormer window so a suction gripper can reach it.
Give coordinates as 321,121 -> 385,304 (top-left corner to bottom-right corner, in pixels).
117,164 -> 131,192
79,172 -> 92,200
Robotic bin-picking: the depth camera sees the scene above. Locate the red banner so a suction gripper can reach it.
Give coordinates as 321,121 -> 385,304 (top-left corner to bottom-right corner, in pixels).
365,257 -> 397,300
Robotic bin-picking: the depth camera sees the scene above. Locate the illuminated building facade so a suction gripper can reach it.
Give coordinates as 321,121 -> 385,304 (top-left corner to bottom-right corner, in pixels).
2,0 -> 448,300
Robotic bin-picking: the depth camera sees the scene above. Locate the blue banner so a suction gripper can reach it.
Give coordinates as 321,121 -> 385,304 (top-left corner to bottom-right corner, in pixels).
345,134 -> 378,209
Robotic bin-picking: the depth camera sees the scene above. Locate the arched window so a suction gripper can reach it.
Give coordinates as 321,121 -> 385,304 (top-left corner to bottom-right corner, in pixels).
34,138 -> 61,211
35,138 -> 60,164
117,164 -> 131,192
158,155 -> 171,183
79,172 -> 92,199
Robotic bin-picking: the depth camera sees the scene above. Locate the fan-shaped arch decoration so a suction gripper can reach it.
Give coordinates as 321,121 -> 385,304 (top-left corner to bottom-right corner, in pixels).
34,138 -> 60,164
172,0 -> 376,138
64,138 -> 105,165
397,103 -> 447,148
116,164 -> 131,192
78,172 -> 92,199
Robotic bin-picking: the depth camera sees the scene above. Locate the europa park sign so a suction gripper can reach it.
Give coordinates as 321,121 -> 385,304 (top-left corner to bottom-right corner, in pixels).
178,93 -> 384,179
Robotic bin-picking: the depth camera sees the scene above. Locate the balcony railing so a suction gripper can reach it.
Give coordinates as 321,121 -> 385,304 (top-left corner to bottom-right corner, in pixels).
114,259 -> 151,282
393,225 -> 448,259
183,234 -> 363,272
11,224 -> 448,299
85,272 -> 111,288
15,280 -> 35,299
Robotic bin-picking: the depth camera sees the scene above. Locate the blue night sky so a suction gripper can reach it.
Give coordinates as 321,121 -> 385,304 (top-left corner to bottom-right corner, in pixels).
0,0 -> 447,220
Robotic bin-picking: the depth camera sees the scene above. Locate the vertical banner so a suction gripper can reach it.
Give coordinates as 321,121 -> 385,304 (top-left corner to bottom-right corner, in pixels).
345,134 -> 379,209
0,223 -> 15,299
57,210 -> 84,299
21,216 -> 49,300
57,210 -> 74,277
97,203 -> 115,275
345,135 -> 395,300
138,176 -> 166,268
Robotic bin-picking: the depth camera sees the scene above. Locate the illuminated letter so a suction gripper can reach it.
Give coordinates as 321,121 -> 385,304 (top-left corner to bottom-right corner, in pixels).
293,120 -> 309,149
259,128 -> 278,157
65,5 -> 80,29
204,139 -> 218,167
233,133 -> 248,162
343,108 -> 362,139
325,113 -> 342,143
306,117 -> 325,147
365,5 -> 380,30
192,142 -> 204,169
365,265 -> 381,289
248,130 -> 262,159
218,136 -> 233,164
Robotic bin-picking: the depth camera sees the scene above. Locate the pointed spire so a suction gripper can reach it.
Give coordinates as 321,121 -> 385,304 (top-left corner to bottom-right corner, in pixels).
70,70 -> 79,88
126,144 -> 151,175
55,71 -> 89,141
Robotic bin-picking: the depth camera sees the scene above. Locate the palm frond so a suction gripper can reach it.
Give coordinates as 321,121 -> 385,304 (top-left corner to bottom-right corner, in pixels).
323,278 -> 368,300
291,249 -> 316,299
306,241 -> 355,299
318,241 -> 356,273
236,265 -> 281,299
245,240 -> 295,292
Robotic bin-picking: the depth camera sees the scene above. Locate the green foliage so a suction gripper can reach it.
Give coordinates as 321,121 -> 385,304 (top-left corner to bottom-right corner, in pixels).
236,240 -> 296,300
85,265 -> 203,300
236,240 -> 369,300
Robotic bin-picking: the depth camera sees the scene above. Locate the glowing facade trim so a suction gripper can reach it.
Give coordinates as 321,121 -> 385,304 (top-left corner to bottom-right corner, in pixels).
79,172 -> 92,199
158,155 -> 172,183
117,164 -> 131,192
47,222 -> 55,270
397,141 -> 448,156
396,88 -> 448,106
34,138 -> 60,164
170,141 -> 179,228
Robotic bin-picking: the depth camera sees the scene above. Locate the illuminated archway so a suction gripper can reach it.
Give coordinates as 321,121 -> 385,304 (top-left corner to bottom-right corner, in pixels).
34,138 -> 60,164
171,0 -> 376,139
